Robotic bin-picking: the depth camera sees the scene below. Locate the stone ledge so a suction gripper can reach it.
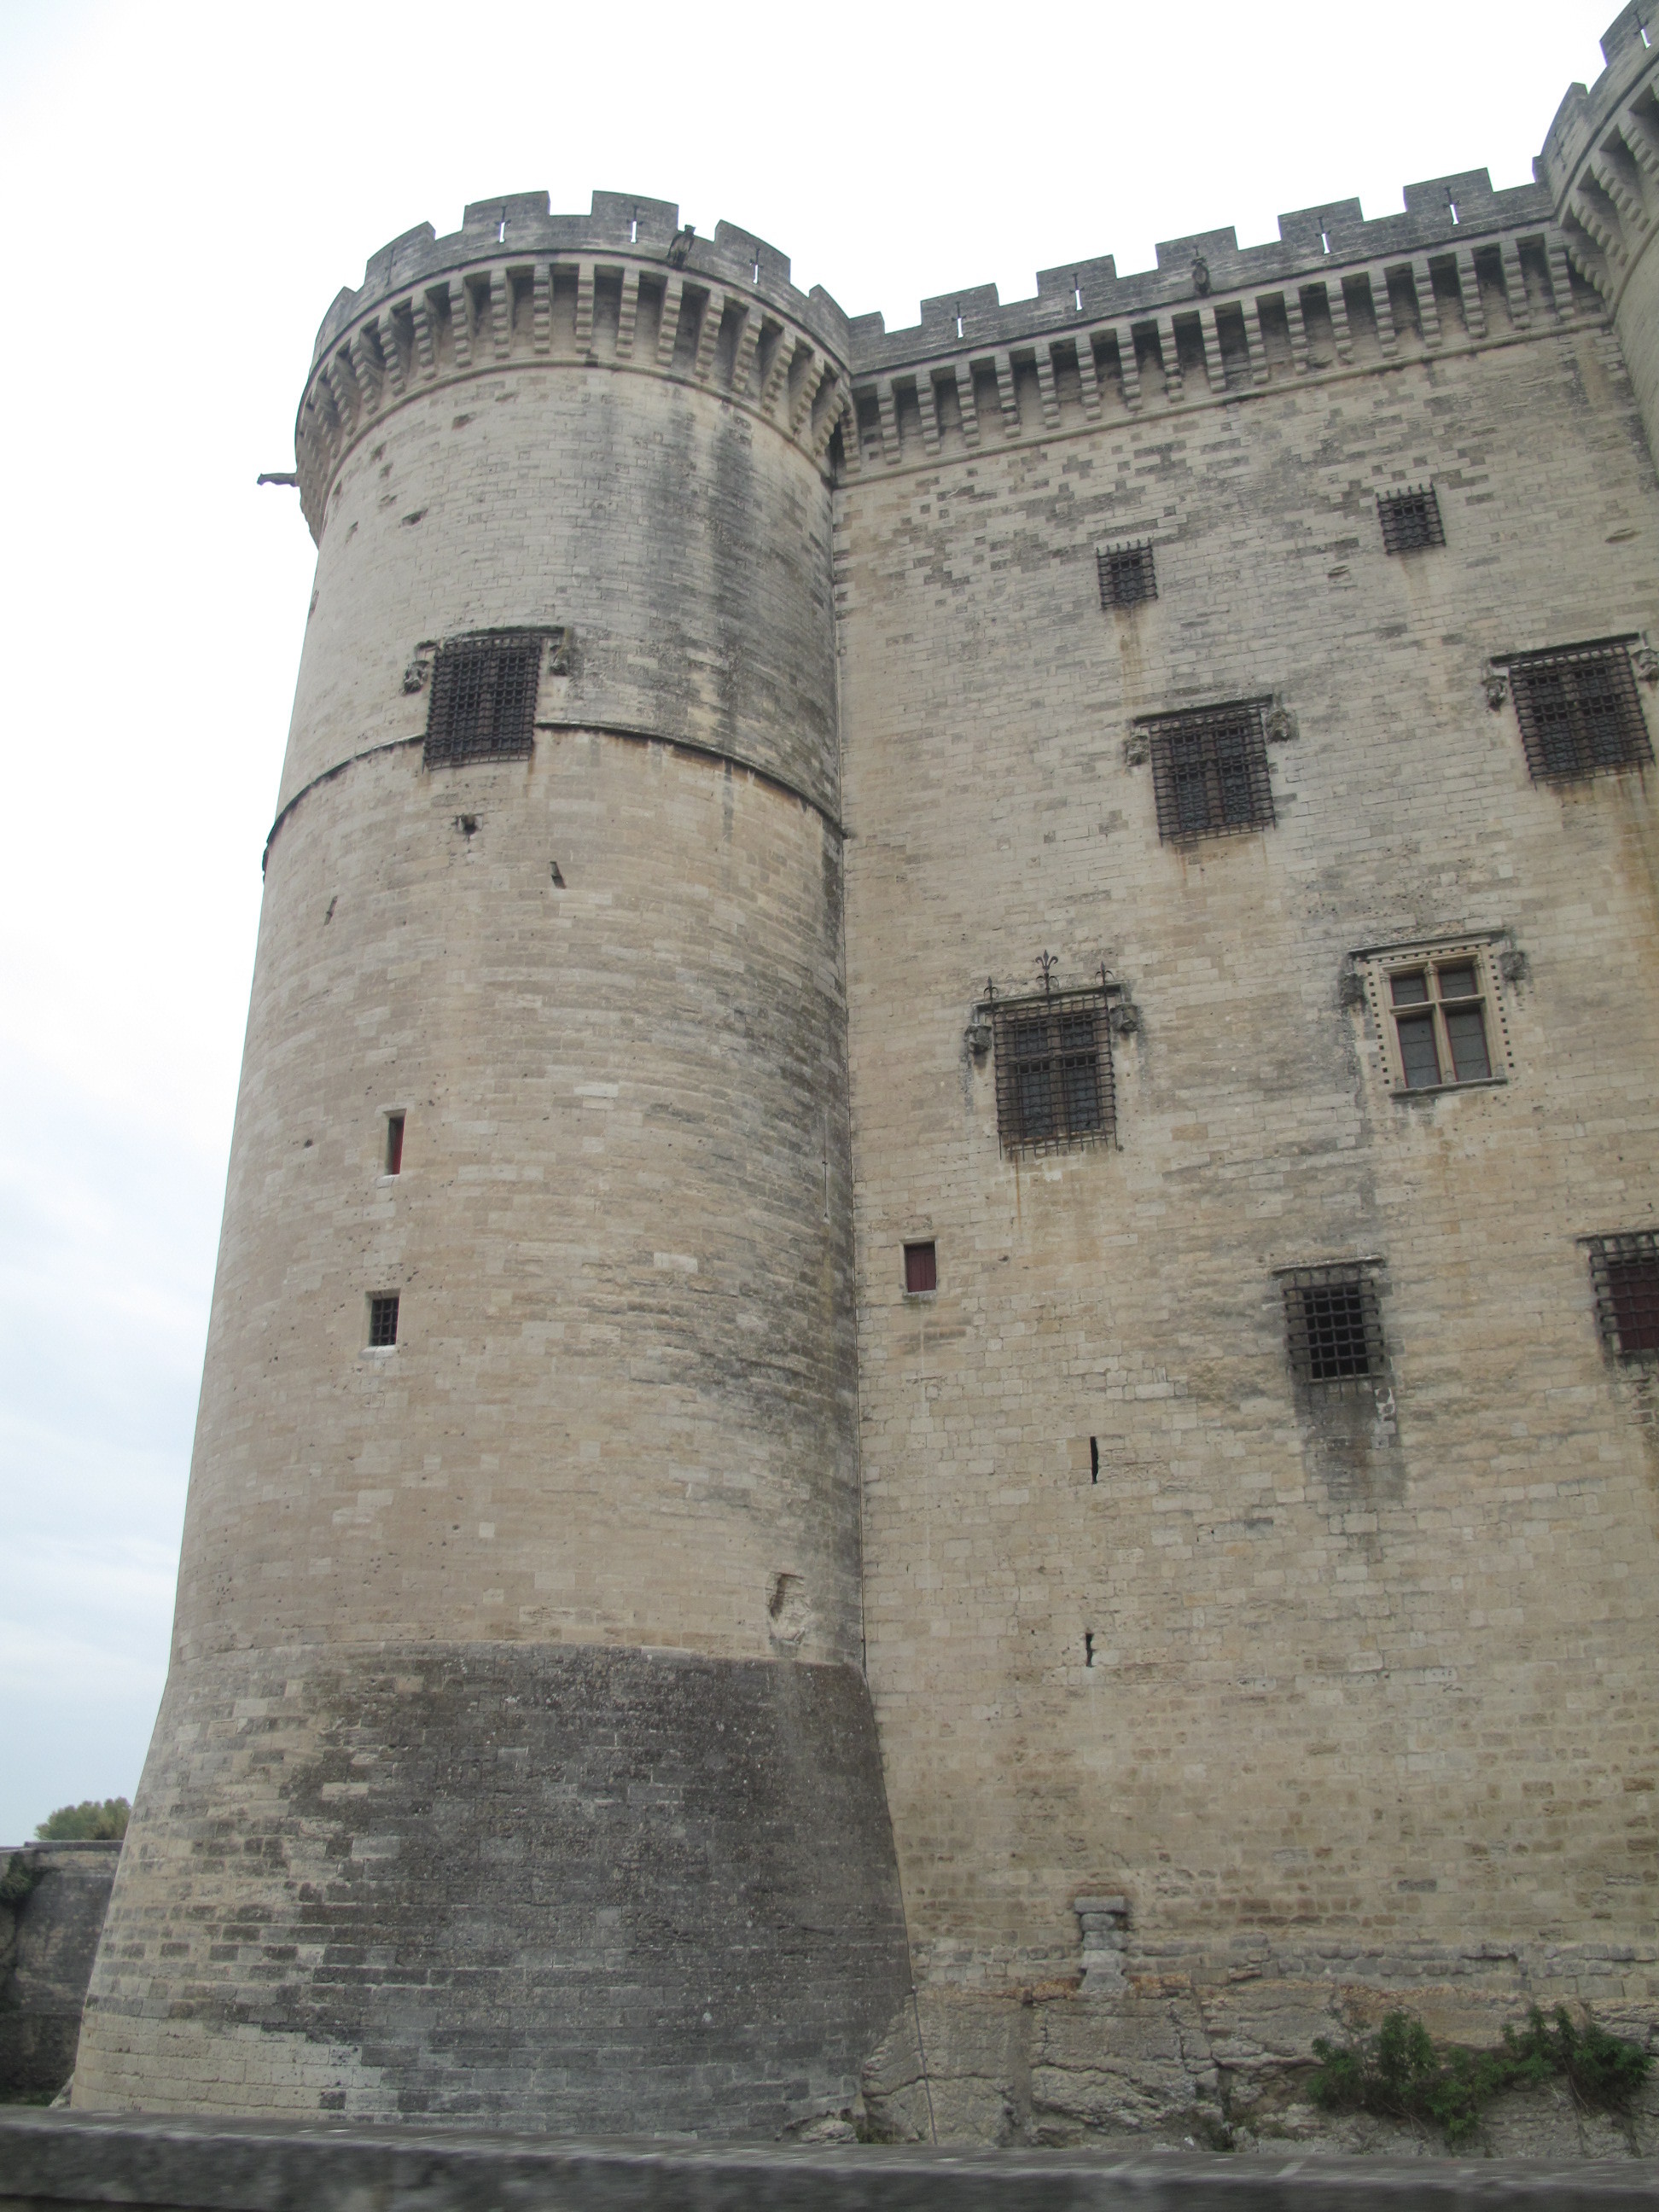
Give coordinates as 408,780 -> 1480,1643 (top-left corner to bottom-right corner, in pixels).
7,2112 -> 1659,2210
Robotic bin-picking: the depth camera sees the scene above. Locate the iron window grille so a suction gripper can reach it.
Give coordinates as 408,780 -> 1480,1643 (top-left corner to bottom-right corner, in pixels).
988,982 -> 1115,1155
1098,542 -> 1157,610
368,1294 -> 400,1348
1505,640 -> 1653,783
1586,1233 -> 1659,1360
1282,1263 -> 1386,1387
425,633 -> 543,767
1144,700 -> 1275,843
1377,485 -> 1445,555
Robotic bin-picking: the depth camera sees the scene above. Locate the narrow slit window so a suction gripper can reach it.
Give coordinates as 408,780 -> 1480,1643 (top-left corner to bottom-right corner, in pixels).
368,1294 -> 400,1348
1089,1437 -> 1099,1483
1377,485 -> 1445,556
1587,1233 -> 1659,1359
904,1241 -> 938,1295
385,1114 -> 405,1176
1505,640 -> 1654,783
1144,701 -> 1275,843
1283,1264 -> 1386,1386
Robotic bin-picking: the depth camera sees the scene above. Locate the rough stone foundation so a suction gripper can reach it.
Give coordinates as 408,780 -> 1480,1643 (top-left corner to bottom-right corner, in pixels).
78,1644 -> 909,2134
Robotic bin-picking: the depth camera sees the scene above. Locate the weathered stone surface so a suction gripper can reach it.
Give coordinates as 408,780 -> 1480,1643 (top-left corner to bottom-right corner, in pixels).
0,1844 -> 119,2097
78,1644 -> 907,2133
839,22 -> 1659,2139
75,11 -> 1659,2145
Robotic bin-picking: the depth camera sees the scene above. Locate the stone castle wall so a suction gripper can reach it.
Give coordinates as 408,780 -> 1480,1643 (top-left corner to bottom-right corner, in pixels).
74,3 -> 1659,2148
74,193 -> 910,2130
1,1844 -> 119,2099
835,9 -> 1659,2145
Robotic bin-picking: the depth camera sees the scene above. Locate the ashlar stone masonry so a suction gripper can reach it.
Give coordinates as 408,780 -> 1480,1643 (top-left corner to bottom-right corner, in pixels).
75,5 -> 1659,2148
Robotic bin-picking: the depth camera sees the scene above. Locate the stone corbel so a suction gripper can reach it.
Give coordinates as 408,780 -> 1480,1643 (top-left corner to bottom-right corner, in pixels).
1123,732 -> 1150,768
1264,701 -> 1298,744
1482,664 -> 1510,711
1631,640 -> 1659,686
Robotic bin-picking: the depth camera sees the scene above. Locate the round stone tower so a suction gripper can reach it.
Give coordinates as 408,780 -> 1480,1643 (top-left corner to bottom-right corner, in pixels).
76,191 -> 910,2133
1538,6 -> 1659,471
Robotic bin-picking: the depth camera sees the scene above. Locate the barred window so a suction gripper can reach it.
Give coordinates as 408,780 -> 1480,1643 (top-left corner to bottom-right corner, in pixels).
425,634 -> 542,766
1145,701 -> 1275,843
1098,541 -> 1157,609
1377,485 -> 1444,555
990,986 -> 1115,1155
1506,641 -> 1653,783
1587,1234 -> 1659,1359
368,1294 -> 400,1349
1282,1264 -> 1386,1385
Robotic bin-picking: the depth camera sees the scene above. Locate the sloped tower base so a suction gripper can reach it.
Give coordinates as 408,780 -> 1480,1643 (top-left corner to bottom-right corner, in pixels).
79,1644 -> 909,2132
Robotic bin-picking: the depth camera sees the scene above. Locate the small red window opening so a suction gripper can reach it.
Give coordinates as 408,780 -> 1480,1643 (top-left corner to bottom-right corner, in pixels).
385,1114 -> 405,1176
904,1241 -> 938,1295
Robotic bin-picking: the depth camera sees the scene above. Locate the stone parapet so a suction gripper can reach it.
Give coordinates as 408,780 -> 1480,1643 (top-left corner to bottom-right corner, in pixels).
846,171 -> 1564,380
1538,3 -> 1659,306
296,192 -> 853,538
841,218 -> 1592,474
9,2113 -> 1659,2209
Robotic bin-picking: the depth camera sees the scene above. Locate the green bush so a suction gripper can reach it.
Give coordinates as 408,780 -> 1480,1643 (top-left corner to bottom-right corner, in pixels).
34,1797 -> 130,1841
1309,2005 -> 1650,2149
0,1854 -> 42,1907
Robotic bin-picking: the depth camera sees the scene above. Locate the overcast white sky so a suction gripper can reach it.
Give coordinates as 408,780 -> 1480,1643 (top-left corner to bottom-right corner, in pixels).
0,0 -> 1622,1843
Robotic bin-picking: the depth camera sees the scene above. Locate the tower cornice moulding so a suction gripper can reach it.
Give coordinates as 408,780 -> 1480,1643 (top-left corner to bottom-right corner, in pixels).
295,192 -> 853,540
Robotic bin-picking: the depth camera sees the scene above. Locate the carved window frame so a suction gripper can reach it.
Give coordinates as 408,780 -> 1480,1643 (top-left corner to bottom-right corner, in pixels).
1354,935 -> 1515,1099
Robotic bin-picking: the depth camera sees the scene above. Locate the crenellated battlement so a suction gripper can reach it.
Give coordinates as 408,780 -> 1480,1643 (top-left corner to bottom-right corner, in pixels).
1536,0 -> 1659,309
295,8 -> 1659,519
311,189 -> 849,366
845,169 -> 1557,374
834,5 -> 1659,474
294,195 -> 856,538
840,218 -> 1593,477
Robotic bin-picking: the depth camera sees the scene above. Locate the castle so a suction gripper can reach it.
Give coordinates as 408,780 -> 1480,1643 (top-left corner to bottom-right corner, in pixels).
73,4 -> 1659,2145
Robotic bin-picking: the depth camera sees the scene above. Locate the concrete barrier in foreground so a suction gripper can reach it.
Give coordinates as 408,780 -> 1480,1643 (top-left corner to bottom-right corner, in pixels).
5,2113 -> 1659,2211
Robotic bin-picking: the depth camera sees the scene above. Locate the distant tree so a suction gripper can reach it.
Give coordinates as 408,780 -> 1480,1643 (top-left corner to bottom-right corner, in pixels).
34,1798 -> 130,1841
